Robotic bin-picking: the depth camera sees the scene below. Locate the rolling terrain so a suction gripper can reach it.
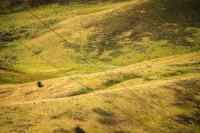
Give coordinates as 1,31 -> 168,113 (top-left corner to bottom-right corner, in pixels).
0,0 -> 200,133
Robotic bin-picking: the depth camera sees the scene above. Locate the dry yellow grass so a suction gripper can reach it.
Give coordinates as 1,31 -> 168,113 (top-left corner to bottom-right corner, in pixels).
0,51 -> 200,133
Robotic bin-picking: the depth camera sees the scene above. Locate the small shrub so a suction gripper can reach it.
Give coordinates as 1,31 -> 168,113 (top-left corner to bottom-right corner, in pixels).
74,126 -> 85,133
161,70 -> 185,77
114,130 -> 130,133
143,77 -> 153,81
98,117 -> 117,126
0,31 -> 15,42
53,128 -> 70,133
103,79 -> 120,87
122,73 -> 141,80
24,91 -> 34,95
68,87 -> 93,96
33,48 -> 42,55
92,108 -> 112,116
50,111 -> 71,119
103,73 -> 140,87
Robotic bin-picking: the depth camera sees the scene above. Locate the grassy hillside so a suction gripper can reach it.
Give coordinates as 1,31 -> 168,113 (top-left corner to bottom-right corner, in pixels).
0,0 -> 200,83
0,52 -> 200,132
0,0 -> 200,132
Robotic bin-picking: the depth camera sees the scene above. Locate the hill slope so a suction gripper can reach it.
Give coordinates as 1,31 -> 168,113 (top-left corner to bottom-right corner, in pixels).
0,0 -> 200,83
0,51 -> 200,133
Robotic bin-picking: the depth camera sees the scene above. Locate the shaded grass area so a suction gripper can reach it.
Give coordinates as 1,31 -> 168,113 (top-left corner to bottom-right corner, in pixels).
86,0 -> 200,46
163,78 -> 200,132
83,0 -> 200,65
53,128 -> 70,133
92,107 -> 118,126
174,79 -> 200,124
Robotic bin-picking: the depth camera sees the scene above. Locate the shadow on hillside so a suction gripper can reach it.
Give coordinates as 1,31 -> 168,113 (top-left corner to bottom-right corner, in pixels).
84,0 -> 200,56
173,78 -> 200,127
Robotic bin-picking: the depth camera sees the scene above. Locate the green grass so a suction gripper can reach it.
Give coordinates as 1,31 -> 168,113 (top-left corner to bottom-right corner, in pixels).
0,0 -> 200,84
